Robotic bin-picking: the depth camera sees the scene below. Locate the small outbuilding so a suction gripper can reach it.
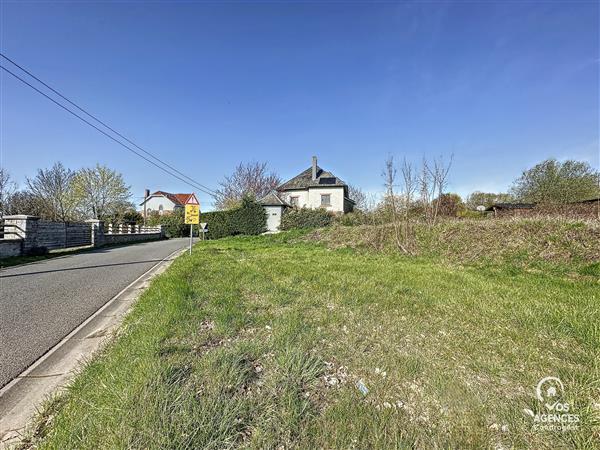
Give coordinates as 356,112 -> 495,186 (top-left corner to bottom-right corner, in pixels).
259,192 -> 290,232
485,203 -> 536,217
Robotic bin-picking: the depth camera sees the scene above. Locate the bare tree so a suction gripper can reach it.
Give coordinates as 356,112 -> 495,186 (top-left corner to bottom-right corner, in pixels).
5,190 -> 47,217
0,168 -> 17,216
419,155 -> 453,227
72,164 -> 132,220
382,156 -> 410,254
348,184 -> 368,211
215,161 -> 281,210
26,162 -> 78,221
399,157 -> 417,250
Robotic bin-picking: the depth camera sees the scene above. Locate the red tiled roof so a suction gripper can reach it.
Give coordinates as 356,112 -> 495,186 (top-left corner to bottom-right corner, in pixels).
148,191 -> 194,206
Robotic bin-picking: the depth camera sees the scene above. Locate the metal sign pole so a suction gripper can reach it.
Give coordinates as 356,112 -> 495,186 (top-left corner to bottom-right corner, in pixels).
189,224 -> 193,255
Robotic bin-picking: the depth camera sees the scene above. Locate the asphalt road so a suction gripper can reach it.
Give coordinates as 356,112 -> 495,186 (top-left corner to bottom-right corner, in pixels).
0,238 -> 188,389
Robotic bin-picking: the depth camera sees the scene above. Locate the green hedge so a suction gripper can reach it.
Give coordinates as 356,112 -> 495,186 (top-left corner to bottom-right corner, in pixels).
280,207 -> 335,230
147,210 -> 188,238
147,198 -> 266,239
203,197 -> 266,239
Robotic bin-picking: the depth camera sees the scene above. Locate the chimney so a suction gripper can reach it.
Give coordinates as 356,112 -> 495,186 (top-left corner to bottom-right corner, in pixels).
312,156 -> 317,181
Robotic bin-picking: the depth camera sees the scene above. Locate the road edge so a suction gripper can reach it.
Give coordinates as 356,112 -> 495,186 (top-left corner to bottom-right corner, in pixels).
0,246 -> 187,448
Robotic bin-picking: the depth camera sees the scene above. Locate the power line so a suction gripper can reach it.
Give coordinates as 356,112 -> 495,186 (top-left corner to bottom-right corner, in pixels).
0,54 -> 218,197
0,53 -> 216,196
1,64 -> 216,198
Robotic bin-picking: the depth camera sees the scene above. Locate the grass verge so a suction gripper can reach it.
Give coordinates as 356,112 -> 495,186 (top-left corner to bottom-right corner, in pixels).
25,232 -> 599,449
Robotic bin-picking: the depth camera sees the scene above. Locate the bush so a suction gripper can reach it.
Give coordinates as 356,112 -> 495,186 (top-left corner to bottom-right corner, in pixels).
202,197 -> 266,239
146,198 -> 266,239
334,211 -> 372,226
280,207 -> 335,230
147,210 -> 189,238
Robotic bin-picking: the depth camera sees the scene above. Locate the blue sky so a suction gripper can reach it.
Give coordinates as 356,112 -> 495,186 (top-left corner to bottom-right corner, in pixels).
1,1 -> 598,210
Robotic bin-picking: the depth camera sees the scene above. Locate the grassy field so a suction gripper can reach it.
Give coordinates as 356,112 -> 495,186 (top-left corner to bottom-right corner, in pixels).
26,230 -> 599,449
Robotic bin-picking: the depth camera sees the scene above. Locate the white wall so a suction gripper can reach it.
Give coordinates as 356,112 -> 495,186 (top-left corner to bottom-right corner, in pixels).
142,196 -> 178,214
280,187 -> 345,213
264,205 -> 284,232
307,187 -> 345,212
281,190 -> 309,208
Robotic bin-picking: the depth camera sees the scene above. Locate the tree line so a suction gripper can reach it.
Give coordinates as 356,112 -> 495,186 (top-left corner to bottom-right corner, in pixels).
0,163 -> 138,223
2,156 -> 595,226
213,157 -> 599,215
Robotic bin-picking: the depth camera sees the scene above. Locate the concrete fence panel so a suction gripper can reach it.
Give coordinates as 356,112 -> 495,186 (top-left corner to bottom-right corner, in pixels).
0,216 -> 165,258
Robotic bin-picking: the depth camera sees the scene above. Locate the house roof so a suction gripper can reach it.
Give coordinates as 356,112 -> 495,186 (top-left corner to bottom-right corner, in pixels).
484,202 -> 536,211
259,191 -> 290,207
140,191 -> 196,206
277,166 -> 347,191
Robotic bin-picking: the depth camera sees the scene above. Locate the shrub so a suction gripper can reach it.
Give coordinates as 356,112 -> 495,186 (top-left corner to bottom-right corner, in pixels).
436,193 -> 465,217
202,197 -> 266,239
147,210 -> 188,238
146,198 -> 266,239
281,207 -> 334,230
334,211 -> 372,226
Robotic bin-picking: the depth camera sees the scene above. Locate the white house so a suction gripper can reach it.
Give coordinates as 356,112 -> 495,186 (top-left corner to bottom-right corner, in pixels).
260,156 -> 354,232
139,191 -> 199,215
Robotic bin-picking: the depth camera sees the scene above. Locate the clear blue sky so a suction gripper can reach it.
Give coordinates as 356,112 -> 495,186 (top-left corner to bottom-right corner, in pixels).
1,1 -> 598,210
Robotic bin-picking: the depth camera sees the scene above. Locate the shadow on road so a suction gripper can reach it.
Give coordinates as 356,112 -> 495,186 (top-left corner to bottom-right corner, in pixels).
0,259 -> 165,278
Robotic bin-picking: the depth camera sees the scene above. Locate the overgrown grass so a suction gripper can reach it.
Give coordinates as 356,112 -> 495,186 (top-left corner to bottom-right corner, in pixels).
27,231 -> 599,449
305,218 -> 600,278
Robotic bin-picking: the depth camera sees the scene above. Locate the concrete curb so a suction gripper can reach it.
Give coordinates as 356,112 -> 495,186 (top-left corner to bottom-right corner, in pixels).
0,247 -> 187,448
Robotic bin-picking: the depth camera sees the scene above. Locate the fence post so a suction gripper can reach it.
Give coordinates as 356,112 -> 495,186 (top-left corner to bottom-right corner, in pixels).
86,219 -> 105,248
3,215 -> 39,255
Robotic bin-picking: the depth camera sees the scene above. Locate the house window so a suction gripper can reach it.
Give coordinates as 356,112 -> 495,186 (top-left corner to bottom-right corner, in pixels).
321,194 -> 331,206
158,204 -> 164,215
290,196 -> 299,207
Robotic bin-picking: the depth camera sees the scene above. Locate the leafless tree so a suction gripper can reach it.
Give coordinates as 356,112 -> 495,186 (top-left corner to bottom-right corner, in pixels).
399,157 -> 417,250
26,162 -> 78,221
348,184 -> 368,211
215,161 -> 281,210
382,156 -> 410,254
0,168 -> 17,216
419,155 -> 453,227
5,191 -> 47,216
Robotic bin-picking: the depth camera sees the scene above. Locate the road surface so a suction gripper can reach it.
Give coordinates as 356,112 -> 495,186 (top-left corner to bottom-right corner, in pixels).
0,238 -> 188,389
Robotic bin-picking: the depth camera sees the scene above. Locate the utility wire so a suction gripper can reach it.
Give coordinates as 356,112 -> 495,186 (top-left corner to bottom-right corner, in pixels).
1,64 -> 217,198
0,53 -> 217,196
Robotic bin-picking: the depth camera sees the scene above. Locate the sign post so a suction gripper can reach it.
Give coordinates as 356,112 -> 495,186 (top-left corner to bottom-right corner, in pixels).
184,203 -> 200,255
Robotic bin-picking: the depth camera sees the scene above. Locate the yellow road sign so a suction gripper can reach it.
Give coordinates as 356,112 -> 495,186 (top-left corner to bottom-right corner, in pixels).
185,204 -> 200,224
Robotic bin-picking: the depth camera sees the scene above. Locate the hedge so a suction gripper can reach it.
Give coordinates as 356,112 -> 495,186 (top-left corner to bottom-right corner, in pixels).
280,207 -> 334,230
147,210 -> 188,238
147,198 -> 266,239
